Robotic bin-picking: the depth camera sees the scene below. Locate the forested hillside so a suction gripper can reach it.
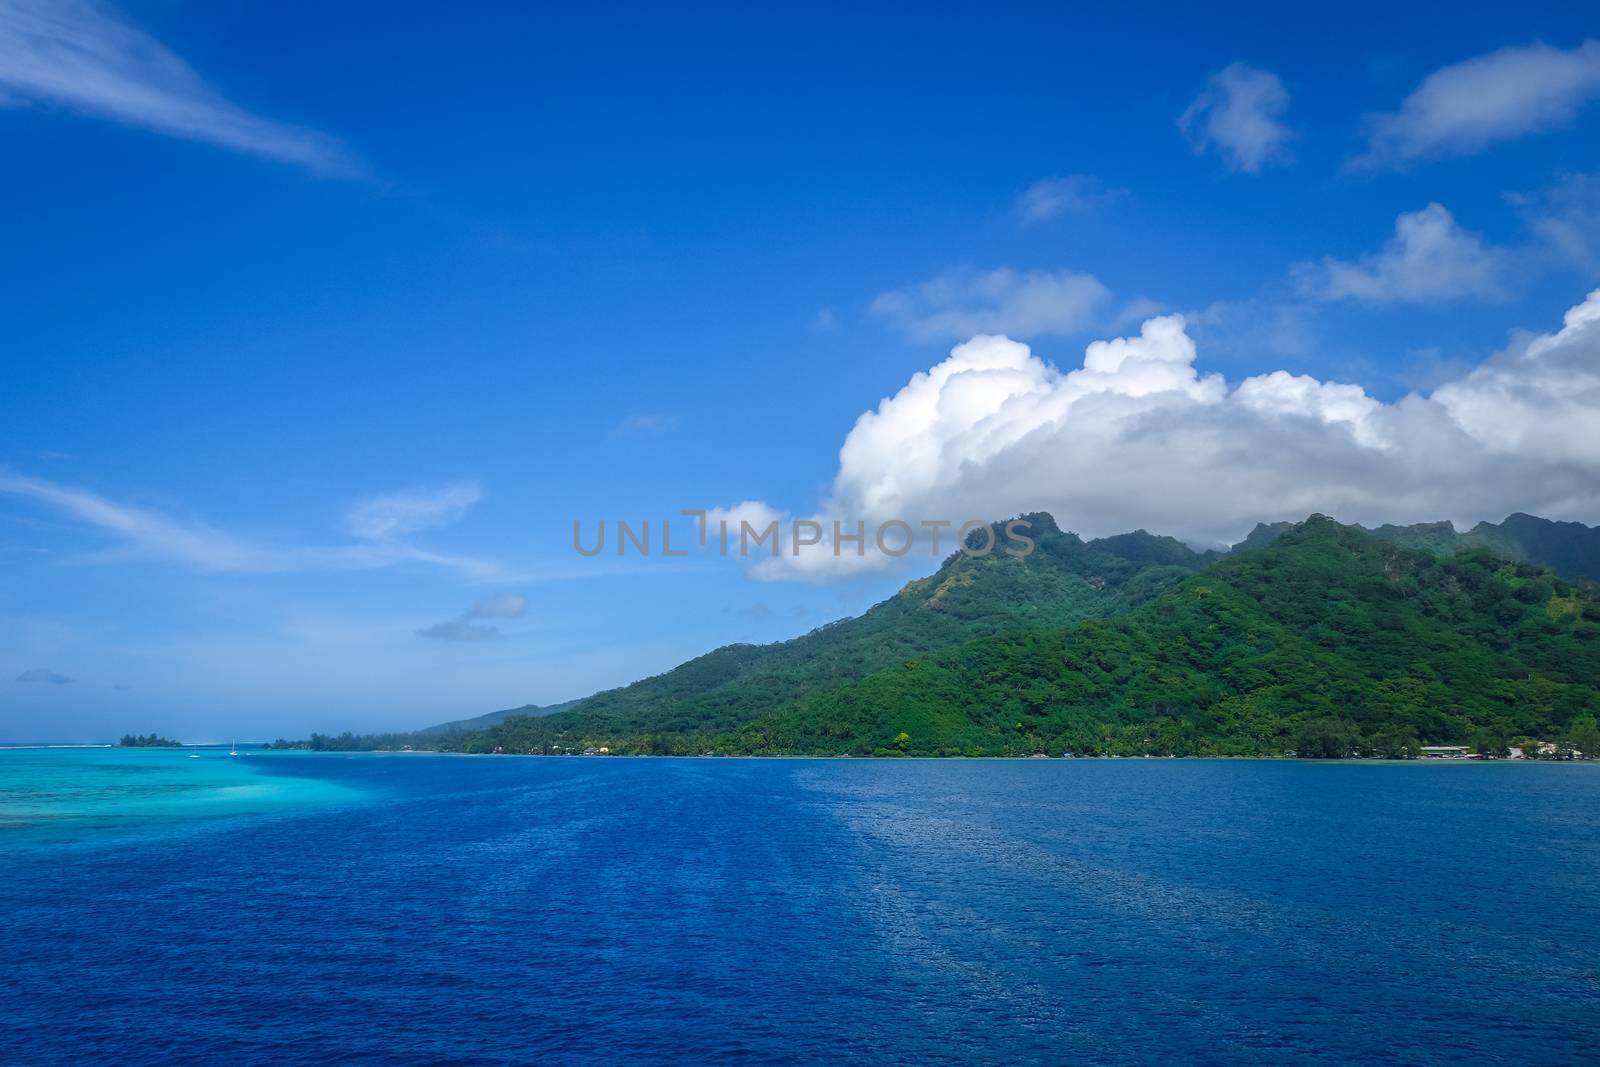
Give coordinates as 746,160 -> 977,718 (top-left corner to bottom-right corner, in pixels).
275,513 -> 1600,758
429,518 -> 1600,757
523,515 -> 1213,738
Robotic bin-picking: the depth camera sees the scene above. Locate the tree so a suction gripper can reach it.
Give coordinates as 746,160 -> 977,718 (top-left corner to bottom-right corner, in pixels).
894,731 -> 911,750
1371,728 -> 1421,760
1473,728 -> 1511,759
1570,716 -> 1600,760
1293,718 -> 1359,759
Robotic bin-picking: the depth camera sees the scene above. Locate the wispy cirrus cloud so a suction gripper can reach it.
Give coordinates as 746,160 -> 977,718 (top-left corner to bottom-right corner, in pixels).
1013,175 -> 1126,226
1353,40 -> 1600,170
0,0 -> 358,176
346,483 -> 483,541
0,472 -> 502,578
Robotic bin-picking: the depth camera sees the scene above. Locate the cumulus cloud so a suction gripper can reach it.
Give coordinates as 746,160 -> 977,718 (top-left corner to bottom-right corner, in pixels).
1297,204 -> 1509,304
724,291 -> 1600,580
1432,296 -> 1600,465
1013,175 -> 1126,226
16,667 -> 73,684
871,267 -> 1113,342
1178,63 -> 1293,173
0,0 -> 357,175
0,473 -> 501,577
1354,40 -> 1600,169
417,591 -> 529,641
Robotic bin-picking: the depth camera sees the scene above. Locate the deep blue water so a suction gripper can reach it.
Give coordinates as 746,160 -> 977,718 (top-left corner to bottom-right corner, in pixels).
3,751 -> 1599,1065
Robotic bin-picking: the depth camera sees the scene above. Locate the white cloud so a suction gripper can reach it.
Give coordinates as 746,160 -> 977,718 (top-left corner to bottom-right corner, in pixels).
725,290 -> 1600,579
1014,175 -> 1126,226
871,267 -> 1113,342
0,473 -> 501,577
1354,40 -> 1600,169
1433,294 -> 1600,465
1298,204 -> 1508,304
0,0 -> 356,175
1178,63 -> 1293,173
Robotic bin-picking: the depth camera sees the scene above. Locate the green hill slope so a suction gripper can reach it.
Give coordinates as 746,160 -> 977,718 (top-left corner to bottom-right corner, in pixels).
1238,513 -> 1600,581
746,517 -> 1600,756
464,517 -> 1599,757
420,700 -> 581,735
533,514 -> 1213,739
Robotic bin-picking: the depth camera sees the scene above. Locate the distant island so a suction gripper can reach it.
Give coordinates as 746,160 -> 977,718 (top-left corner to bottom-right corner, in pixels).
272,512 -> 1600,761
117,733 -> 181,748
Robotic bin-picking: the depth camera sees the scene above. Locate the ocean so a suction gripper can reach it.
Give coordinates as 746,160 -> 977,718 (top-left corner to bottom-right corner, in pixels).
2,749 -> 1597,1065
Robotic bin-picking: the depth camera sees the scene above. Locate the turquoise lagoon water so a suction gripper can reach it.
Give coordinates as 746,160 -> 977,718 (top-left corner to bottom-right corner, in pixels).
0,745 -> 366,848
3,750 -> 1600,1065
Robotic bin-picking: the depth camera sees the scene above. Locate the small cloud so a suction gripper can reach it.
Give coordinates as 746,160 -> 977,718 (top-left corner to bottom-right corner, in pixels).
112,683 -> 132,692
616,414 -> 679,435
1352,41 -> 1600,170
813,307 -> 838,331
1014,175 -> 1126,226
1511,171 -> 1600,275
1179,63 -> 1294,173
16,667 -> 73,685
871,267 -> 1113,342
416,619 -> 504,642
1296,204 -> 1509,304
418,590 -> 529,641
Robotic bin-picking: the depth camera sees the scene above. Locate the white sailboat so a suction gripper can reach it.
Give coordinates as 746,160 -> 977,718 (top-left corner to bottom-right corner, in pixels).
229,739 -> 238,757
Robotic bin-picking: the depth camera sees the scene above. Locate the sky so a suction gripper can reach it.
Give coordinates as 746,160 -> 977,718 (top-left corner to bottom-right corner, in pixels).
2,0 -> 1599,741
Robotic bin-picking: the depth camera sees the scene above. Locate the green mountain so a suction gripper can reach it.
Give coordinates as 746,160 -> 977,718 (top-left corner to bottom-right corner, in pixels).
1238,513 -> 1600,582
420,700 -> 581,735
454,517 -> 1599,757
1460,513 -> 1600,582
526,514 -> 1214,739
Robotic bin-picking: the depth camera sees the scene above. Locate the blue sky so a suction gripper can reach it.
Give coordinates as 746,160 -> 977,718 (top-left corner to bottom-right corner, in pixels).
3,1 -> 1599,741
